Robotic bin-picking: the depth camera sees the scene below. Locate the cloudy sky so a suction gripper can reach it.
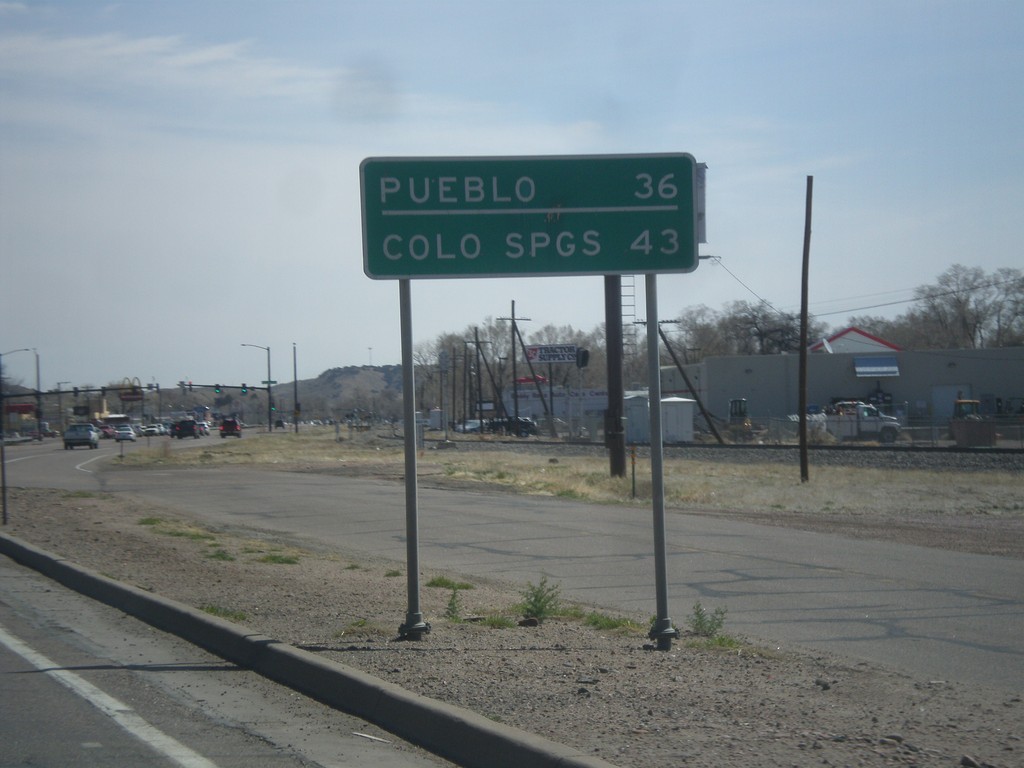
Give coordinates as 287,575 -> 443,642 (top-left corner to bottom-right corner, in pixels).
1,1 -> 1020,390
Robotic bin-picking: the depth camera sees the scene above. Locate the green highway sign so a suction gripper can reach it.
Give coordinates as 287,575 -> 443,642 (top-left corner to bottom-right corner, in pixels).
360,154 -> 700,279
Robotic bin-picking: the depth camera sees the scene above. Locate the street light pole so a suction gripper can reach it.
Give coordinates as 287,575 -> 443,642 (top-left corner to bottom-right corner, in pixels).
241,343 -> 272,431
292,342 -> 299,434
1,347 -> 30,526
57,381 -> 70,432
33,349 -> 41,441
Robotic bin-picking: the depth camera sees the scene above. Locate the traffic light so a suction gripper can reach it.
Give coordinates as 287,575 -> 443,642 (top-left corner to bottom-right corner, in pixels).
188,381 -> 193,392
73,386 -> 79,397
100,387 -> 106,397
270,399 -> 276,412
240,383 -> 248,394
214,384 -> 222,393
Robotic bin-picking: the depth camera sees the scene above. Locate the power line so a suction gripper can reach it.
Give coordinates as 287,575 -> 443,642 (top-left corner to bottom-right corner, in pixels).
707,256 -> 789,318
710,257 -> 1021,323
810,273 -> 1022,319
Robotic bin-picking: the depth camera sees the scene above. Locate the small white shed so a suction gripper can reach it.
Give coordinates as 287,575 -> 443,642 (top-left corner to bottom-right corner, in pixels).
624,394 -> 650,444
624,394 -> 695,444
661,397 -> 695,443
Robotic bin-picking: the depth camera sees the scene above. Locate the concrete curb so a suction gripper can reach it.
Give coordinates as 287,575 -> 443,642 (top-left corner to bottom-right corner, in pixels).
1,533 -> 617,768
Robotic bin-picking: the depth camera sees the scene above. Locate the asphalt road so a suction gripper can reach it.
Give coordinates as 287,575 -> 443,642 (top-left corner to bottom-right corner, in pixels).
0,545 -> 452,768
5,437 -> 1023,696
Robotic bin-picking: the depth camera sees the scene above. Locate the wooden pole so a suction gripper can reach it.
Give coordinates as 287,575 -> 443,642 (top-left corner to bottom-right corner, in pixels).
799,176 -> 813,483
604,276 -> 626,477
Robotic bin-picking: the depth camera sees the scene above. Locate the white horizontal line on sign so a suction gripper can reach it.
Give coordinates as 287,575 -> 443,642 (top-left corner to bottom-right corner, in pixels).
382,204 -> 679,217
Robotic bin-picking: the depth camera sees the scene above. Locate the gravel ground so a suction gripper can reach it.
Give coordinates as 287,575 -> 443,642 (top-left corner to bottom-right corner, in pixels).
3,444 -> 1023,768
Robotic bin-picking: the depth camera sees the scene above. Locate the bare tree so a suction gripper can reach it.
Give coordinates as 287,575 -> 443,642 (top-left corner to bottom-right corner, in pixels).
667,305 -> 728,361
989,267 -> 1024,347
843,265 -> 1024,350
412,339 -> 441,410
712,301 -> 822,355
913,264 -> 992,348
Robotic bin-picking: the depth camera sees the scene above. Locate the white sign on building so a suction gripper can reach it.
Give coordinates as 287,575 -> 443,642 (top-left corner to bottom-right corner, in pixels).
525,344 -> 577,364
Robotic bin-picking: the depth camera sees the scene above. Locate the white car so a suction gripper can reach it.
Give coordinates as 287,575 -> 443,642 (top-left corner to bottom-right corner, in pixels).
114,424 -> 137,442
63,423 -> 100,450
142,424 -> 163,436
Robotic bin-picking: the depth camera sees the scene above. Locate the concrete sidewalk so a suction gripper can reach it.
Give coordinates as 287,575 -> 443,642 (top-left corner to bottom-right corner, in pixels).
1,533 -> 617,768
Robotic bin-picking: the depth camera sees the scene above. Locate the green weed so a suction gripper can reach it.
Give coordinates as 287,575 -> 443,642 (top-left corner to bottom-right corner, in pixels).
688,601 -> 728,638
200,604 -> 247,622
519,576 -> 561,622
258,554 -> 299,565
427,576 -> 474,590
64,490 -> 97,499
445,588 -> 463,621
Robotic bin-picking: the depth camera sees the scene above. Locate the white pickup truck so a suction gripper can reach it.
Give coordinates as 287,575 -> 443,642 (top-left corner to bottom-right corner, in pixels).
818,401 -> 901,443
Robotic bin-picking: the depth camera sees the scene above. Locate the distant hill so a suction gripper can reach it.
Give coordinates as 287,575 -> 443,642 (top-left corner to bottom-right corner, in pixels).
271,364 -> 403,422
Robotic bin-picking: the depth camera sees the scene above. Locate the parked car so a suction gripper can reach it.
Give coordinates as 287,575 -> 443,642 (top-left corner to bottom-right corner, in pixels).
142,424 -> 162,436
63,423 -> 100,450
486,416 -> 538,436
114,424 -> 137,442
24,422 -> 59,438
219,418 -> 242,438
173,419 -> 201,439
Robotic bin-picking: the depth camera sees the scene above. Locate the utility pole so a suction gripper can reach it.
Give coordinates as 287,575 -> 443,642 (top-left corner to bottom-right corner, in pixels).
499,301 -> 530,427
462,339 -> 474,430
450,345 -> 457,433
33,349 -> 41,441
56,381 -> 70,431
474,327 -> 483,426
605,277 -> 626,477
799,176 -> 814,483
293,343 -> 299,433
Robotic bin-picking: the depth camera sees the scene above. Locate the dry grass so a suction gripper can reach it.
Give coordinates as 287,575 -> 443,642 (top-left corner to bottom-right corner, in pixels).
439,451 -> 1023,517
125,429 -> 404,467
122,428 -> 1024,521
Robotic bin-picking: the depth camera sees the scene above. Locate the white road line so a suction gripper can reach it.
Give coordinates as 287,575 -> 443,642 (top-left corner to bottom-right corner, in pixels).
4,453 -> 46,464
75,453 -> 110,473
0,622 -> 220,768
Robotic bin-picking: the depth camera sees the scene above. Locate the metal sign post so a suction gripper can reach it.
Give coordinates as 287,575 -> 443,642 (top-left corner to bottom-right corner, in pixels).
646,274 -> 679,649
398,279 -> 430,639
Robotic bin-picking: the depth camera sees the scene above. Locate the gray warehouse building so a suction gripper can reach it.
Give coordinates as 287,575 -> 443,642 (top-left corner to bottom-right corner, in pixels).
662,327 -> 1024,427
